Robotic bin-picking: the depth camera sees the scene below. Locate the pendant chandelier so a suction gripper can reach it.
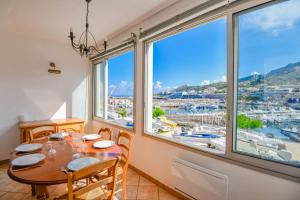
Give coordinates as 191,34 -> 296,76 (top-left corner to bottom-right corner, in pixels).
68,0 -> 106,57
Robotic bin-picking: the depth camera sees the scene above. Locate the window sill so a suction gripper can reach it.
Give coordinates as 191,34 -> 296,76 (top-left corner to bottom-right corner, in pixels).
143,131 -> 225,156
93,117 -> 134,133
142,131 -> 300,183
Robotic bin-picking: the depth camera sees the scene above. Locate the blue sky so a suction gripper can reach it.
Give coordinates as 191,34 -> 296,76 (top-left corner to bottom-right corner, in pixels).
108,0 -> 300,95
153,17 -> 227,90
238,0 -> 300,77
108,50 -> 134,96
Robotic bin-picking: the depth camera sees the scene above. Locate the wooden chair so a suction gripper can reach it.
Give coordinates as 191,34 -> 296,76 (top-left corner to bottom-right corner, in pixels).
29,126 -> 56,143
55,157 -> 120,200
115,131 -> 134,200
98,128 -> 112,140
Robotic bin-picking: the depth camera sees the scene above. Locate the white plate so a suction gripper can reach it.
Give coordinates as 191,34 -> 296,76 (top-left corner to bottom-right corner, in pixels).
82,134 -> 100,141
67,157 -> 100,171
11,153 -> 45,167
49,132 -> 69,139
93,140 -> 115,149
15,143 -> 43,152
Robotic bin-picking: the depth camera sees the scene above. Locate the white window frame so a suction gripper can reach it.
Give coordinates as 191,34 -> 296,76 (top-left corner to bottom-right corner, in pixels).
143,14 -> 228,156
142,0 -> 300,180
93,46 -> 136,131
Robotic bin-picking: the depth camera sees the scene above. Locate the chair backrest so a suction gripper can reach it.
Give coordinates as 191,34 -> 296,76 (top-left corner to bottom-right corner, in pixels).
116,131 -> 134,169
29,126 -> 56,143
67,157 -> 120,200
98,128 -> 112,140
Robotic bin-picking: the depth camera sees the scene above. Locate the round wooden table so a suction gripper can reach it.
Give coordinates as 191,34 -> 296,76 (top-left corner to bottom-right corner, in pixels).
8,133 -> 121,198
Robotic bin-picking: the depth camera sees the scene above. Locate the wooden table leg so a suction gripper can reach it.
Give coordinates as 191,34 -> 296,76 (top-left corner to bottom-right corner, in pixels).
35,185 -> 49,200
31,184 -> 36,196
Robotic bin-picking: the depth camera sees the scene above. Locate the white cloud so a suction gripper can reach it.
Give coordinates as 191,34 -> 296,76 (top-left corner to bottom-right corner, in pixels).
220,75 -> 226,82
108,81 -> 133,96
153,81 -> 172,93
200,80 -> 211,86
241,0 -> 300,36
201,75 -> 226,85
120,81 -> 128,87
251,72 -> 260,76
153,81 -> 162,89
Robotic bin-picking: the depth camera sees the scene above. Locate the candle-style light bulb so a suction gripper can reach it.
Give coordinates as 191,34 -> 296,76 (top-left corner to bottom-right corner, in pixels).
70,27 -> 73,33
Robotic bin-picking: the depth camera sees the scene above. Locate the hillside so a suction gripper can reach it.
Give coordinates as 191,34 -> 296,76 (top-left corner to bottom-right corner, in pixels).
165,62 -> 300,94
265,62 -> 300,85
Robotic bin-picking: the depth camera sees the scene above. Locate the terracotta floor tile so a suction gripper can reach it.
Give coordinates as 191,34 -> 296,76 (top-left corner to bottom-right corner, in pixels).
139,176 -> 156,186
0,181 -> 21,192
126,173 -> 140,186
126,185 -> 138,199
137,185 -> 159,200
0,164 -> 179,200
0,164 -> 8,171
7,181 -> 31,193
115,185 -> 138,200
0,191 -> 6,198
22,193 -> 35,200
0,192 -> 29,200
158,188 -> 180,200
48,183 -> 68,198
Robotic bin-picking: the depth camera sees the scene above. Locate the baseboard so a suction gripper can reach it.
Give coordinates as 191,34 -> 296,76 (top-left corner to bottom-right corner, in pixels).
0,159 -> 9,165
128,164 -> 191,200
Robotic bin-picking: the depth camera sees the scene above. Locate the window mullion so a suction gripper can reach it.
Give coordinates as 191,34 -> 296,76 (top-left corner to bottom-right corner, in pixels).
225,11 -> 234,157
104,60 -> 108,120
145,42 -> 153,132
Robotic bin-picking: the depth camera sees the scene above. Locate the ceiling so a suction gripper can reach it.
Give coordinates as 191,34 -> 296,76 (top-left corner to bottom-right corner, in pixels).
0,0 -> 178,44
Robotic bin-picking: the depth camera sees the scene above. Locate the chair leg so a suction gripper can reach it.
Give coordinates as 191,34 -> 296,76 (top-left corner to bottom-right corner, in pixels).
122,172 -> 127,200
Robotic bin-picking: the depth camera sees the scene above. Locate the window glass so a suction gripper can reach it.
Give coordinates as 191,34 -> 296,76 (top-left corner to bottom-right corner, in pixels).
107,50 -> 135,128
145,17 -> 227,154
234,0 -> 300,166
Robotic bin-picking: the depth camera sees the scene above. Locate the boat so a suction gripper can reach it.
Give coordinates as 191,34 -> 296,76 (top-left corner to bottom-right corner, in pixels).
281,129 -> 300,142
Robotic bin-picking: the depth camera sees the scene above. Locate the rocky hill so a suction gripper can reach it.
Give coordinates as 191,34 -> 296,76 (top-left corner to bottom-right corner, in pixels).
167,62 -> 300,94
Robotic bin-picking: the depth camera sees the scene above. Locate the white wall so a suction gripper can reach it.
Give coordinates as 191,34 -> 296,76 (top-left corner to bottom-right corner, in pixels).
0,30 -> 89,160
89,0 -> 300,199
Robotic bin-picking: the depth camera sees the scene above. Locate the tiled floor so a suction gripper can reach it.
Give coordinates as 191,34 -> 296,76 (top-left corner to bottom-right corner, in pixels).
0,163 -> 179,200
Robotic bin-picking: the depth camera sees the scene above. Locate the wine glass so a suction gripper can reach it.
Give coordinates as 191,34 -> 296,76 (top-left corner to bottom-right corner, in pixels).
47,144 -> 57,158
72,136 -> 81,159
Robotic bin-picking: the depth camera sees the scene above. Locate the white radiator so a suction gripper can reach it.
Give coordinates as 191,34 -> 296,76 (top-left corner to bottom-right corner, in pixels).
172,158 -> 228,200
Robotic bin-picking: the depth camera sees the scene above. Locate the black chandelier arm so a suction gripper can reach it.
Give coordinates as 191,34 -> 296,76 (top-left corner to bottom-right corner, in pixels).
69,31 -> 81,49
88,30 -> 100,50
88,45 -> 102,54
78,30 -> 86,47
70,39 -> 81,49
68,0 -> 110,57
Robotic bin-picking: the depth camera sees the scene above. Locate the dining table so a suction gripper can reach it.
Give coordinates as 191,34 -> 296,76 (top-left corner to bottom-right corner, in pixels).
7,133 -> 122,199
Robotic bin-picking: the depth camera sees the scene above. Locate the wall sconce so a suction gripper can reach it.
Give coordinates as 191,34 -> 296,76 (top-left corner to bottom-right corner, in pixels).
48,62 -> 61,74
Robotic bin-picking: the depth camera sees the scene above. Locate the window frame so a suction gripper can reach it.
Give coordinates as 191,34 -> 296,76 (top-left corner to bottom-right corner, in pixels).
93,46 -> 137,132
142,0 -> 300,180
143,13 -> 228,156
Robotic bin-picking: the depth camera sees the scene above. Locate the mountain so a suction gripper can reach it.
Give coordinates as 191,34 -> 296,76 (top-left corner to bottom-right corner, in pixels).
171,81 -> 227,93
164,62 -> 300,94
239,74 -> 264,82
238,74 -> 264,87
265,62 -> 300,85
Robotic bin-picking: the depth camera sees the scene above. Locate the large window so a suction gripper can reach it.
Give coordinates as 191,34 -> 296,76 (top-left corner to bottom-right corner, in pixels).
234,0 -> 300,167
143,0 -> 300,178
145,17 -> 227,154
94,49 -> 135,129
